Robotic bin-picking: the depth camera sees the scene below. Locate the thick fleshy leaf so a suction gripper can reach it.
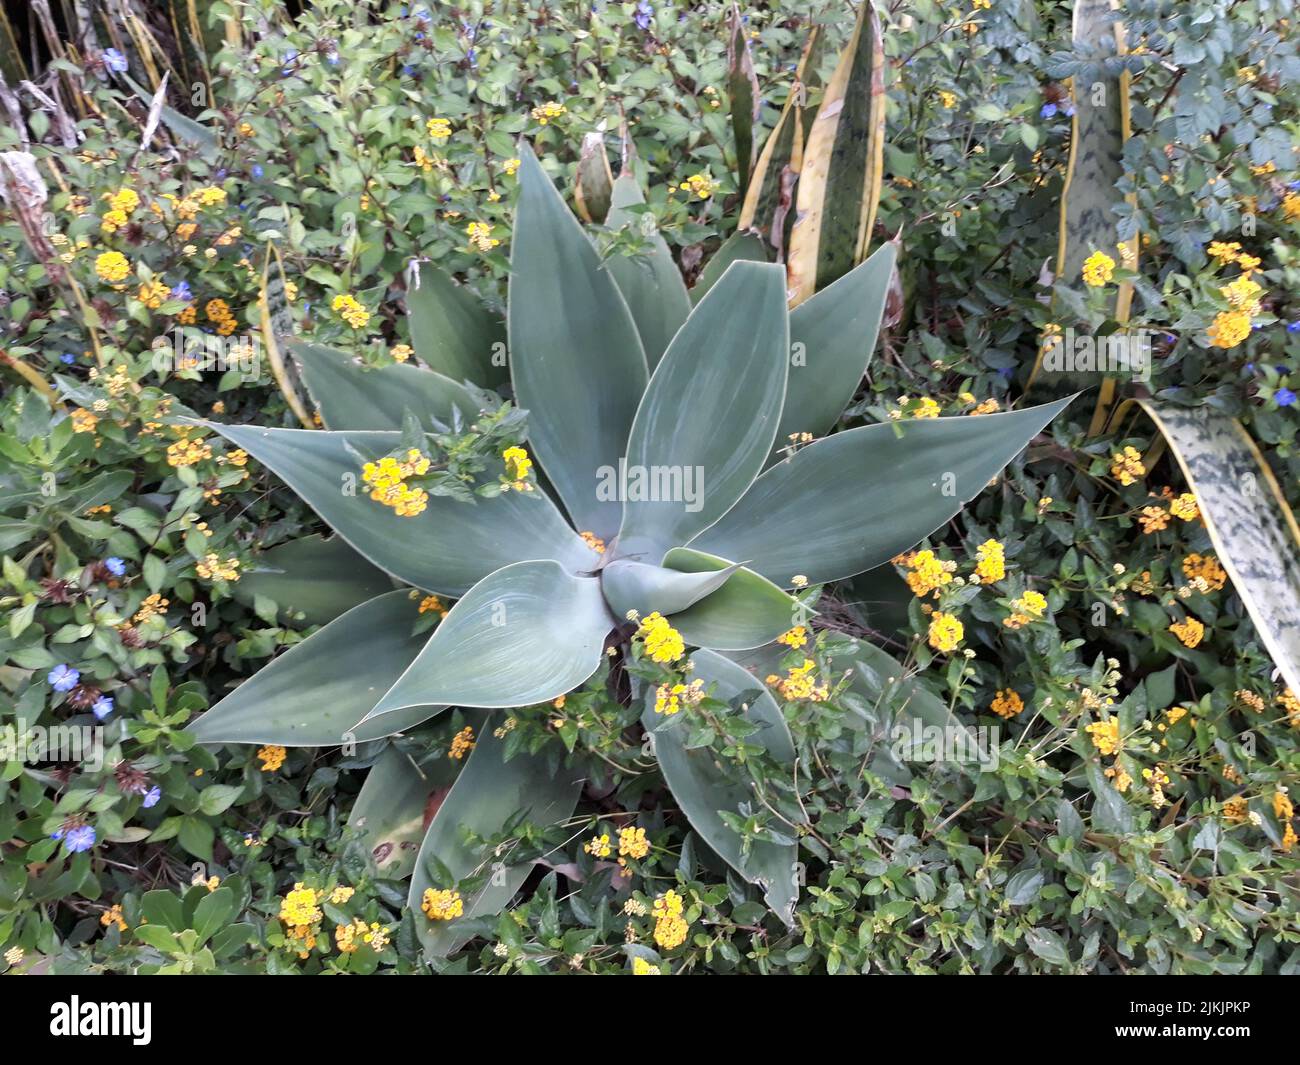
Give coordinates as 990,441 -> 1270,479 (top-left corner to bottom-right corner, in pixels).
604,175 -> 691,369
573,128 -> 614,223
786,0 -> 888,305
774,243 -> 894,463
348,747 -> 460,880
509,144 -> 648,540
187,592 -> 443,746
691,231 -> 768,304
615,261 -> 789,559
235,534 -> 392,626
367,561 -> 613,715
406,262 -> 508,388
691,397 -> 1075,587
291,340 -> 482,432
727,2 -> 761,198
645,649 -> 797,922
662,548 -> 800,650
409,720 -> 585,958
739,27 -> 824,246
201,422 -> 597,597
600,557 -> 743,620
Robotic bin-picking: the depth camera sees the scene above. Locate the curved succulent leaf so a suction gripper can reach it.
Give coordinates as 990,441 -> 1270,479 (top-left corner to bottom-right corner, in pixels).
509,144 -> 648,540
774,242 -> 894,464
691,231 -> 768,304
234,533 -> 393,626
367,561 -> 613,715
615,261 -> 789,559
662,547 -> 799,650
645,648 -> 797,923
187,591 -> 443,746
691,397 -> 1075,587
604,174 -> 691,369
348,747 -> 460,879
291,340 -> 482,432
408,720 -> 585,958
200,422 -> 597,596
406,262 -> 508,388
786,0 -> 887,305
600,557 -> 743,620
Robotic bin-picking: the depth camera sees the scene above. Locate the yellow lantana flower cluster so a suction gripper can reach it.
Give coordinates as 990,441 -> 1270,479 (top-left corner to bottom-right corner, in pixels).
636,612 -> 685,664
1169,617 -> 1205,648
898,548 -> 955,597
1085,716 -> 1122,756
196,553 -> 241,582
765,658 -> 829,701
654,677 -> 704,715
677,172 -> 718,199
502,445 -> 534,490
421,888 -> 464,921
776,625 -> 808,649
974,538 -> 1005,583
426,117 -> 452,141
652,890 -> 689,950
990,689 -> 1024,719
531,102 -> 567,124
1109,445 -> 1146,486
362,450 -> 432,517
257,744 -> 286,771
1081,249 -> 1116,286
927,611 -> 964,652
167,436 -> 213,468
467,221 -> 500,252
95,250 -> 131,283
332,293 -> 370,329
1181,552 -> 1228,592
449,725 -> 476,760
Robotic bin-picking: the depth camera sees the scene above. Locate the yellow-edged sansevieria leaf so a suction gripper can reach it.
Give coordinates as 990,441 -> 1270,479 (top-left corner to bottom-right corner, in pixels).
1028,0 -> 1135,436
786,0 -> 887,307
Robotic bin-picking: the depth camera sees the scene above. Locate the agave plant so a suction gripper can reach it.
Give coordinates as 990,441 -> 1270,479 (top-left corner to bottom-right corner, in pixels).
187,144 -> 1071,956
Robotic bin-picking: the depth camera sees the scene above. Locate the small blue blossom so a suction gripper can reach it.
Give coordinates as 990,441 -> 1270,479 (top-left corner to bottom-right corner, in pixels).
171,280 -> 192,301
1276,387 -> 1297,407
92,695 -> 114,720
634,1 -> 653,30
103,48 -> 128,73
1287,320 -> 1300,333
60,353 -> 77,365
104,557 -> 126,577
1040,103 -> 1058,119
143,786 -> 162,809
251,164 -> 264,179
64,825 -> 96,853
48,664 -> 80,692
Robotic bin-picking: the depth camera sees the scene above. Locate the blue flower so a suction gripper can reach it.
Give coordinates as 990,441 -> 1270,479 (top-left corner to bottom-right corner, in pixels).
634,1 -> 653,29
251,164 -> 264,179
92,695 -> 114,721
60,353 -> 77,365
171,280 -> 192,301
1276,387 -> 1297,407
48,664 -> 80,692
1287,320 -> 1300,333
104,557 -> 126,577
143,786 -> 162,809
64,825 -> 96,853
103,48 -> 128,73
1040,103 -> 1058,119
